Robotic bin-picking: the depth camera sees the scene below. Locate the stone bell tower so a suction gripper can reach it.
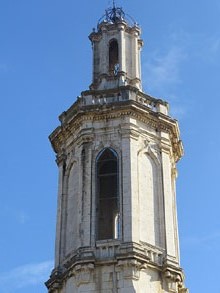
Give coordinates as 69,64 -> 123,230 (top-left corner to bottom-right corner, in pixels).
46,4 -> 188,293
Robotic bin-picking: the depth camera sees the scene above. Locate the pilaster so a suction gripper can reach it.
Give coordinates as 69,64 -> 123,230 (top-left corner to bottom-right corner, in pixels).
55,152 -> 67,267
160,131 -> 179,263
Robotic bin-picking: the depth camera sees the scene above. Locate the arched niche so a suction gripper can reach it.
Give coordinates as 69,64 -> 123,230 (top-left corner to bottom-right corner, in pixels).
96,148 -> 120,240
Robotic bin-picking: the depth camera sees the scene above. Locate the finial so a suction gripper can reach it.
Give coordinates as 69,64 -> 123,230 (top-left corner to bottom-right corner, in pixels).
113,0 -> 116,8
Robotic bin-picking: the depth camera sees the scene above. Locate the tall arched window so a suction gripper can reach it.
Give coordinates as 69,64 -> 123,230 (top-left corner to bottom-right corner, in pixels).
96,148 -> 119,240
109,39 -> 119,74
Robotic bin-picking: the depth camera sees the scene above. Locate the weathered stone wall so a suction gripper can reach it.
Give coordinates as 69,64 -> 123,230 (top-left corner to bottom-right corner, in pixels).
89,21 -> 143,91
55,263 -> 181,293
54,113 -> 179,257
47,7 -> 188,291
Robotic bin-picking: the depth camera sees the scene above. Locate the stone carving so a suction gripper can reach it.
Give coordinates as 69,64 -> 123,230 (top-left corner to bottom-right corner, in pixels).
163,268 -> 187,293
179,289 -> 189,293
74,263 -> 94,287
138,138 -> 161,166
46,267 -> 63,293
117,259 -> 142,280
56,150 -> 67,166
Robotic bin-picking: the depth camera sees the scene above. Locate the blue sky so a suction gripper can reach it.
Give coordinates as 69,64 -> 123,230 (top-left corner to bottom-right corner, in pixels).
0,0 -> 220,292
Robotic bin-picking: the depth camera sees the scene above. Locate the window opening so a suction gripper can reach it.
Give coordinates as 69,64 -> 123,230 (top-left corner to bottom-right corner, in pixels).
96,148 -> 119,240
109,40 -> 119,74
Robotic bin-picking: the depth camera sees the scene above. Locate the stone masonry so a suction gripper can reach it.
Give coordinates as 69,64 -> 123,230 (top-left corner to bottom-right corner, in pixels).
46,5 -> 188,293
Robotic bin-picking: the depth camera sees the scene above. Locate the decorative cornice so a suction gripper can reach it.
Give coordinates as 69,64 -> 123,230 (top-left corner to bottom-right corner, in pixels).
163,264 -> 188,293
179,289 -> 189,293
89,31 -> 102,42
49,100 -> 183,163
95,20 -> 140,36
81,85 -> 167,106
74,263 -> 94,286
46,261 -> 95,293
116,259 -> 142,280
45,267 -> 64,292
56,151 -> 67,166
46,241 -> 188,292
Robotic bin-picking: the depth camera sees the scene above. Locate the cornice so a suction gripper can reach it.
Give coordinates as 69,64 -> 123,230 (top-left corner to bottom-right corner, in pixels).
49,100 -> 183,162
82,85 -> 168,106
163,265 -> 188,293
96,20 -> 140,36
88,31 -> 102,42
46,241 -> 187,292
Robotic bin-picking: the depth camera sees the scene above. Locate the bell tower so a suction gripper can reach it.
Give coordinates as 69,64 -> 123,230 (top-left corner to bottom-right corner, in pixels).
46,4 -> 188,293
89,5 -> 142,91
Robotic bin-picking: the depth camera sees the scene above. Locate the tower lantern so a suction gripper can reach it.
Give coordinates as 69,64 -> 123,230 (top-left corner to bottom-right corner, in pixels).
89,6 -> 143,91
46,4 -> 188,293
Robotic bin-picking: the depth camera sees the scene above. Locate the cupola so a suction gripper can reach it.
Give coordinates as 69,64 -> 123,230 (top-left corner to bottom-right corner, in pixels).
89,4 -> 143,91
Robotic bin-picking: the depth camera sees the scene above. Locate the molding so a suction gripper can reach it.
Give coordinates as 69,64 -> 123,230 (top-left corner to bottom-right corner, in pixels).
116,259 -> 142,280
45,267 -> 63,293
50,100 -> 183,163
46,241 -> 188,292
56,151 -> 67,167
179,289 -> 189,293
82,85 -> 167,106
163,264 -> 188,293
138,139 -> 161,166
74,263 -> 94,286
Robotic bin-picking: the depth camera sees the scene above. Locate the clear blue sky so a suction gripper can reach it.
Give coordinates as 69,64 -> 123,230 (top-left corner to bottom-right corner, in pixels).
0,0 -> 219,292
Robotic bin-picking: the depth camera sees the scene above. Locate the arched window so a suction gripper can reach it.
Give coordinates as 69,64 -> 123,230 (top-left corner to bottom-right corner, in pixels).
96,148 -> 119,240
109,39 -> 119,74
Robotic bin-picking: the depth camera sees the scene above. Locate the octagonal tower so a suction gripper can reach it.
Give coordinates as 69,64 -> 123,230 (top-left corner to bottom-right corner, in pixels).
46,4 -> 188,293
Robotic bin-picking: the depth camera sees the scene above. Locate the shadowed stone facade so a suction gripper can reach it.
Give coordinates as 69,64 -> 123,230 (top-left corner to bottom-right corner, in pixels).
46,5 -> 188,293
